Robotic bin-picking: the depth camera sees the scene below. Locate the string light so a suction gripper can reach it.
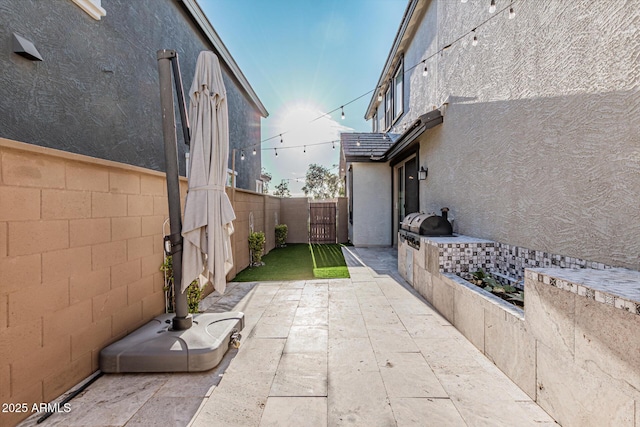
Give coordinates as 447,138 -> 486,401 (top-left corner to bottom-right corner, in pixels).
274,148 -> 278,157
422,62 -> 428,77
303,145 -> 306,153
240,150 -> 245,160
356,137 -> 361,146
332,142 -> 335,150
240,0 -> 519,154
252,148 -> 256,156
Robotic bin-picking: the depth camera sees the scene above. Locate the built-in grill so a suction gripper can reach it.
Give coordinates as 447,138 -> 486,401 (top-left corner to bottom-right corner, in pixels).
399,208 -> 453,248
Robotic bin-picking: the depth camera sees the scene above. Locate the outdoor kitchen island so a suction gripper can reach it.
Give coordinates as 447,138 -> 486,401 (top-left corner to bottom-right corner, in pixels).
398,232 -> 640,426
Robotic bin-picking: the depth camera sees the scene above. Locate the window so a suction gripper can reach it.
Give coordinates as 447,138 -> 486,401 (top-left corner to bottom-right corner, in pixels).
393,61 -> 403,120
348,166 -> 353,224
70,0 -> 106,20
255,180 -> 264,193
393,154 -> 419,245
385,87 -> 392,130
226,168 -> 237,187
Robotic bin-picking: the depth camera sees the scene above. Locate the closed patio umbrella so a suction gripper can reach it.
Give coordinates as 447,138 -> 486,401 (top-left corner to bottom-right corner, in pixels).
99,50 -> 244,373
181,51 -> 235,295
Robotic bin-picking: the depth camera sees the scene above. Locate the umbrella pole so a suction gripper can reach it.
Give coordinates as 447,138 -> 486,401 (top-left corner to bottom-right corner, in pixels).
157,49 -> 192,330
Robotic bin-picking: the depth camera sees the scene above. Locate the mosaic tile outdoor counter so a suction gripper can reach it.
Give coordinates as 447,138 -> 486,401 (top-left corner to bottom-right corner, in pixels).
422,234 -> 612,289
526,267 -> 640,315
423,235 -> 496,273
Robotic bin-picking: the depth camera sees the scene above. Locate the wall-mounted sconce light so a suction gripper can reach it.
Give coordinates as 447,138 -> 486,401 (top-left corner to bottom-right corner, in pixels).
418,166 -> 428,180
12,33 -> 43,61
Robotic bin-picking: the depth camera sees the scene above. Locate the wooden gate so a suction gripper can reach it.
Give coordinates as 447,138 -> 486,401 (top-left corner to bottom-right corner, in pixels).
309,202 -> 337,243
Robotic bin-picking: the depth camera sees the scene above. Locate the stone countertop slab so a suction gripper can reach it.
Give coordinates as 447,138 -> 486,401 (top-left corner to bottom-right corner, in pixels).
527,267 -> 640,315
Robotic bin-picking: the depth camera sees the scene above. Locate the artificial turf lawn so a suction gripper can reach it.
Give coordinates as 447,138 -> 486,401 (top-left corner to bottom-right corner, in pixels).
310,243 -> 350,279
232,243 -> 350,282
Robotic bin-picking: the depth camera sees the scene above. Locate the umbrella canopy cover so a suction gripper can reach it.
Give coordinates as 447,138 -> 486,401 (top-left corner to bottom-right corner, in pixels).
181,51 -> 236,294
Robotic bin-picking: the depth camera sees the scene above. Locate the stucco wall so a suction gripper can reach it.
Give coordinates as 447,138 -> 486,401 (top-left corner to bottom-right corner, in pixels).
336,197 -> 349,244
0,0 -> 262,190
391,0 -> 640,269
352,162 -> 392,246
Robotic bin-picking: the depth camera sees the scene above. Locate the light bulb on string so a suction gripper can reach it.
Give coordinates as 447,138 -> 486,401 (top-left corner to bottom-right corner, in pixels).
377,91 -> 383,102
509,5 -> 515,19
356,137 -> 360,147
274,148 -> 278,157
489,0 -> 496,13
341,106 -> 345,120
252,147 -> 256,156
422,62 -> 428,77
332,142 -> 335,150
303,145 -> 306,154
280,134 -> 283,144
472,29 -> 478,46
240,150 -> 245,160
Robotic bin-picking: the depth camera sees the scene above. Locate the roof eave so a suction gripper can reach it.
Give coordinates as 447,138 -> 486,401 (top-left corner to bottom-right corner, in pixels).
344,155 -> 386,163
383,109 -> 443,160
364,0 -> 420,120
180,0 -> 269,118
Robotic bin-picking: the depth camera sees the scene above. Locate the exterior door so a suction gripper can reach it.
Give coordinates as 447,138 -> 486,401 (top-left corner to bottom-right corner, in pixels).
393,154 -> 419,245
309,202 -> 337,243
404,156 -> 419,215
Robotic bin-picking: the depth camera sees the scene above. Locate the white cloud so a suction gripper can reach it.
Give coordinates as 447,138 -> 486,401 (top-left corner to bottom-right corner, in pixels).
262,103 -> 352,197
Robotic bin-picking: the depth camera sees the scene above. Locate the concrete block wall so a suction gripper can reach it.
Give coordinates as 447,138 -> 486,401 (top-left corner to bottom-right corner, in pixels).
0,136 -> 339,425
225,189 -> 281,280
0,138 -> 170,427
264,195 -> 281,251
280,198 -> 310,244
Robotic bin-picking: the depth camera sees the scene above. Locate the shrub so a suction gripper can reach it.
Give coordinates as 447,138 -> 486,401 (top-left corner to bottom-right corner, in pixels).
249,231 -> 266,266
160,255 -> 202,313
275,224 -> 288,247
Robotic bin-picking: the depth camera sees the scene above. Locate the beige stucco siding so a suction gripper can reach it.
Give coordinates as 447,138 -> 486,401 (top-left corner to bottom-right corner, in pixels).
352,162 -> 392,246
388,0 -> 640,269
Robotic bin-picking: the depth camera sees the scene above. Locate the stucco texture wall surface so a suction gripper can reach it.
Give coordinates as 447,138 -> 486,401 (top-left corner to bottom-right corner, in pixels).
0,0 -> 262,190
352,162 -> 392,246
393,0 -> 639,269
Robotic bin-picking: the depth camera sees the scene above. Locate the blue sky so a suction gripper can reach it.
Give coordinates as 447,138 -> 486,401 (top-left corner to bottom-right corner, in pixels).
198,0 -> 407,194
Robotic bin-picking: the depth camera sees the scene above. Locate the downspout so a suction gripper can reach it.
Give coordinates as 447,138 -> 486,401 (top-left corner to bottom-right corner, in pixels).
390,162 -> 395,247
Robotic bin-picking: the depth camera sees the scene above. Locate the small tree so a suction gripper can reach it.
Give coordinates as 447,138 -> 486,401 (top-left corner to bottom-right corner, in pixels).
273,180 -> 291,197
275,224 -> 288,247
160,256 -> 202,313
302,163 -> 344,199
248,231 -> 266,266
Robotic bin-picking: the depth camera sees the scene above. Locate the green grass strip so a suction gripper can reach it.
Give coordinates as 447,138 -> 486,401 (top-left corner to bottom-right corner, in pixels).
233,243 -> 351,282
310,243 -> 350,279
233,243 -> 314,282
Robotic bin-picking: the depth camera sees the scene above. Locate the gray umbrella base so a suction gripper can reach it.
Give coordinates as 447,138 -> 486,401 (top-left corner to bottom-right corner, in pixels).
99,312 -> 244,373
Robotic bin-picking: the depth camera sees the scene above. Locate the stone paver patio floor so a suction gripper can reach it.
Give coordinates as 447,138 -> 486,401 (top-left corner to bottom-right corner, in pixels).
19,247 -> 557,426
